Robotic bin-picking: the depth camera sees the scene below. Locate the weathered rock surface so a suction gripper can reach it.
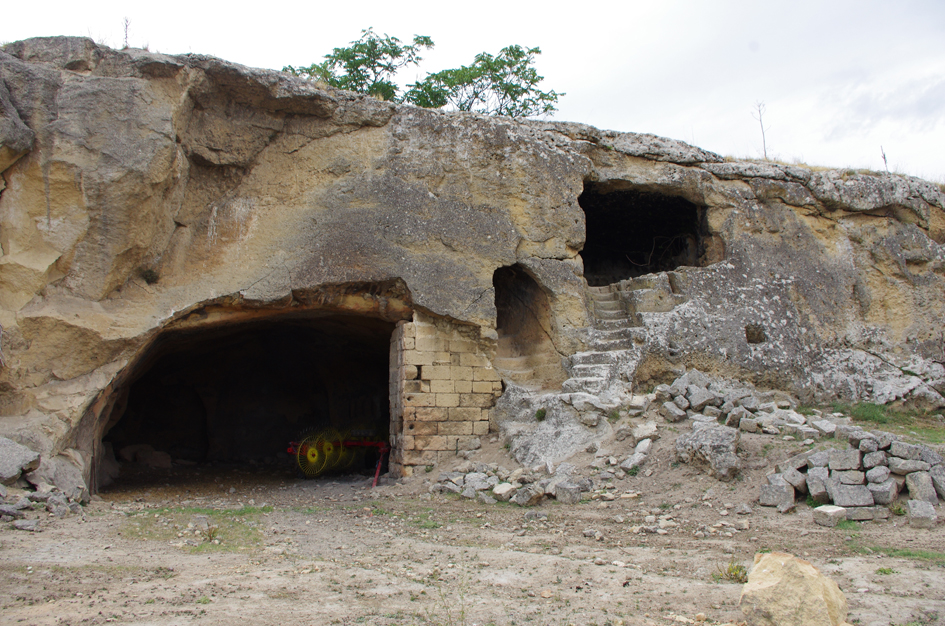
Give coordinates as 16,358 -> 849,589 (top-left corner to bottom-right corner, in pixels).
675,425 -> 741,481
0,437 -> 40,484
738,552 -> 849,626
0,37 -> 943,488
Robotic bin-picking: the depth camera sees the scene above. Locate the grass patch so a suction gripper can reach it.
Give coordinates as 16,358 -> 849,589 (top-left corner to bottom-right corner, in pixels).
861,546 -> 945,565
121,505 -> 272,553
876,567 -> 897,575
830,402 -> 945,444
835,519 -> 860,531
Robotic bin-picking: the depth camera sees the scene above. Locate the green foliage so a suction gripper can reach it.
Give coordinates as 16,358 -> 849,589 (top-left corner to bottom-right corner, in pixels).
535,408 -> 547,422
403,45 -> 562,117
285,30 -> 562,117
626,466 -> 639,477
712,558 -> 748,584
283,28 -> 433,101
875,567 -> 897,575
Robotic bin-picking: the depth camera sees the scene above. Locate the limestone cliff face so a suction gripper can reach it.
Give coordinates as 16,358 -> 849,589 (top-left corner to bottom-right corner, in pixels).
0,38 -> 943,476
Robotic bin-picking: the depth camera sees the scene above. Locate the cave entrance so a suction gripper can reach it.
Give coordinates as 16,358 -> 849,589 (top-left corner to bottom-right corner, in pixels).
98,312 -> 396,488
578,183 -> 706,286
492,265 -> 566,390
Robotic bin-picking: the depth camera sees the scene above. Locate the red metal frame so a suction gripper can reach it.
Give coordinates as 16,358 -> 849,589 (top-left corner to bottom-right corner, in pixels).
287,439 -> 391,487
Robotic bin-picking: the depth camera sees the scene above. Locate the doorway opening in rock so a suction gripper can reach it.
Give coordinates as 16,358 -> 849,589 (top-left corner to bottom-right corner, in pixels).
579,183 -> 706,286
100,314 -> 395,488
492,265 -> 566,390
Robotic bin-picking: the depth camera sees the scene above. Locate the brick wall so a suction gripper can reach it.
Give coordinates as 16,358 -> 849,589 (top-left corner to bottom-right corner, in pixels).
388,311 -> 502,475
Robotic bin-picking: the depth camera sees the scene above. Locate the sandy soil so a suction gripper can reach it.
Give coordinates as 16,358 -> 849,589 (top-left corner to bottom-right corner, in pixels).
2,434 -> 944,626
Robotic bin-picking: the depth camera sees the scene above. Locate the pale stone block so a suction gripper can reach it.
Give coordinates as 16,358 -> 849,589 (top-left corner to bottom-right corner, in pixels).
405,421 -> 437,436
453,379 -> 472,394
474,367 -> 501,381
451,366 -> 473,381
812,505 -> 846,527
450,339 -> 477,353
404,392 -> 434,407
429,379 -> 454,394
404,380 -> 423,394
435,393 -> 460,408
459,352 -> 488,367
438,421 -> 472,436
404,364 -> 419,380
422,365 -> 452,380
448,407 -> 481,422
471,381 -> 493,394
413,435 -> 448,450
460,393 -> 495,408
472,421 -> 490,436
404,351 -> 435,366
414,407 -> 448,421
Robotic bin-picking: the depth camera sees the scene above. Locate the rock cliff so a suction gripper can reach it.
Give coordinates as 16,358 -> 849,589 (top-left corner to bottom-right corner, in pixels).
1,37 -> 943,488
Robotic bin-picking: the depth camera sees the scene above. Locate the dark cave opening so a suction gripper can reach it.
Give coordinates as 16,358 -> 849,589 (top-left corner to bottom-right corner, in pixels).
492,265 -> 566,389
578,183 -> 707,286
102,314 -> 394,478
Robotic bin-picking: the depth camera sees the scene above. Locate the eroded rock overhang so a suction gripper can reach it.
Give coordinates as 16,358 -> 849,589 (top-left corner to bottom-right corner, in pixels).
0,37 -> 943,487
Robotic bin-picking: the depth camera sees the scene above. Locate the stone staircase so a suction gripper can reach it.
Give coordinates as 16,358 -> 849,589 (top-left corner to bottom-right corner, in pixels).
560,272 -> 690,396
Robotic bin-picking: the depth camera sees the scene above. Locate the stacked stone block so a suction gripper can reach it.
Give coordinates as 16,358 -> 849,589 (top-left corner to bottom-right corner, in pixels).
759,427 -> 943,527
389,312 -> 502,475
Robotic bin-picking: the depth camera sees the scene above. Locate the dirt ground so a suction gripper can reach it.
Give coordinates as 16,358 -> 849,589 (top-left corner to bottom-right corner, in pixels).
2,433 -> 944,626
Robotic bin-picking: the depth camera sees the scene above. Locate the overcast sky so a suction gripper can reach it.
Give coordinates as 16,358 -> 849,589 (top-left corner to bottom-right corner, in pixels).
3,1 -> 944,181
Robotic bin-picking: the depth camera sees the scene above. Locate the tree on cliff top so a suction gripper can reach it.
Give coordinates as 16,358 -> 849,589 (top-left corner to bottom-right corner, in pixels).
283,29 -> 562,117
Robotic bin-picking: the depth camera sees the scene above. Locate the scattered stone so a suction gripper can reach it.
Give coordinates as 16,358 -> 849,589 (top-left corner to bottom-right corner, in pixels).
781,467 -> 808,494
776,450 -> 814,474
831,484 -> 874,508
661,402 -> 688,423
0,438 -> 41,485
806,450 -> 829,468
13,519 -> 40,532
632,420 -> 659,441
806,468 -> 830,504
759,475 -> 795,513
510,485 -> 544,507
867,479 -> 898,505
906,499 -> 938,528
476,492 -> 496,505
673,396 -> 690,410
555,482 -> 582,505
905,472 -> 938,504
738,552 -> 848,626
930,465 -> 945,500
862,451 -> 887,470
675,425 -> 741,481
812,505 -> 847,527
614,425 -> 632,442
833,470 -> 865,485
845,507 -> 875,521
827,449 -> 862,471
739,417 -> 760,433
889,441 -> 923,461
919,446 -> 943,467
858,438 -> 879,453
810,420 -> 837,437
0,504 -> 25,518
888,457 -> 931,475
865,466 -> 890,484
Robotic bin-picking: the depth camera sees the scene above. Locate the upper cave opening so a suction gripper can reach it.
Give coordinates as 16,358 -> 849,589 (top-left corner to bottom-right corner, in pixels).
578,183 -> 707,286
99,313 -> 394,486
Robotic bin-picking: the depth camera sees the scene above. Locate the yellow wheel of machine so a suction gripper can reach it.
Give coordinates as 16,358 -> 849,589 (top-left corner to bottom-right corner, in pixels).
320,428 -> 344,473
297,432 -> 328,477
337,430 -> 357,470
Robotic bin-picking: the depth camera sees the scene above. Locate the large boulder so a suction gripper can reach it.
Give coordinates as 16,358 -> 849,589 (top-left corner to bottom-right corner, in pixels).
24,454 -> 90,503
0,437 -> 40,484
674,425 -> 741,481
739,552 -> 849,626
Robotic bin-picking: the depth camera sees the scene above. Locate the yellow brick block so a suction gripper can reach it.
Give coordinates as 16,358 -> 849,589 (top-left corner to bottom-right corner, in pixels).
473,421 -> 490,436
404,380 -> 423,394
472,381 -> 494,394
429,379 -> 454,393
438,421 -> 473,435
453,379 -> 472,394
402,449 -> 438,465
402,435 -> 415,450
435,393 -> 460,407
460,393 -> 496,408
448,407 -> 481,422
450,339 -> 477,353
415,324 -> 439,338
416,337 -> 450,352
434,351 -> 452,365
451,366 -> 473,381
413,435 -> 448,450
415,407 -> 448,421
459,352 -> 488,367
405,421 -> 438,436
473,366 -> 501,381
402,324 -> 416,339
404,392 -> 434,407
405,351 -> 434,366
422,365 -> 452,380
403,337 -> 415,350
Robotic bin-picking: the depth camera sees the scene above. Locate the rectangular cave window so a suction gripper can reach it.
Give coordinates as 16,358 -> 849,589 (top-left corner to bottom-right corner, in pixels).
578,183 -> 707,286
